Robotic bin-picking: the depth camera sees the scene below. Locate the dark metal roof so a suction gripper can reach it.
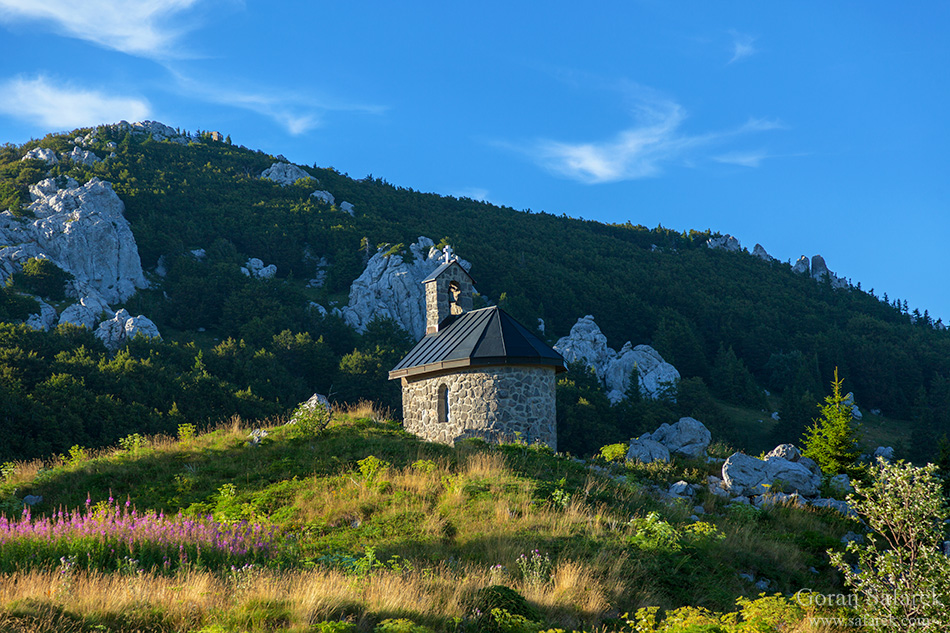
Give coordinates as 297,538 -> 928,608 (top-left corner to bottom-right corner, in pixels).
420,260 -> 475,284
389,306 -> 565,379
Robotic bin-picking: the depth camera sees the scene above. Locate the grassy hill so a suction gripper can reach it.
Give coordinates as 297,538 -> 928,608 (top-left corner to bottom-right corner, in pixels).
2,123 -> 949,465
0,406 -> 856,632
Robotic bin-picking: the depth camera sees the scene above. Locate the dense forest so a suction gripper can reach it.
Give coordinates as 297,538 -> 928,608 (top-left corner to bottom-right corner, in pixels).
2,124 -> 950,464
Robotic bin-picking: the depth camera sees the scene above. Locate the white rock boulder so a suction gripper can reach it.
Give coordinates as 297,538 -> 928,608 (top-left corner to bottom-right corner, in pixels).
647,417 -> 711,458
22,147 -> 59,164
706,235 -> 741,251
95,309 -> 161,351
341,236 -> 470,340
64,147 -> 100,166
340,201 -> 355,216
722,447 -> 822,498
241,258 -> 277,280
792,256 -> 810,275
0,177 -> 147,304
554,315 -> 680,402
752,244 -> 772,261
261,162 -> 314,186
25,298 -> 57,331
311,190 -> 335,205
625,438 -> 670,464
58,290 -> 112,329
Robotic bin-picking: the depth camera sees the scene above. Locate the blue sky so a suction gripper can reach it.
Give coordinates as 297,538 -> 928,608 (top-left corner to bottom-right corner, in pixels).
0,1 -> 947,322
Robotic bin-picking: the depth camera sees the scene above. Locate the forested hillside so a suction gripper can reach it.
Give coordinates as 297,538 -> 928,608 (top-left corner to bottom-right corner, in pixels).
2,124 -> 949,463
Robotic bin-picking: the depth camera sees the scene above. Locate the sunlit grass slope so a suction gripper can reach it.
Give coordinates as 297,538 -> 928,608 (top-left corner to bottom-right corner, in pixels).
0,405 -> 856,632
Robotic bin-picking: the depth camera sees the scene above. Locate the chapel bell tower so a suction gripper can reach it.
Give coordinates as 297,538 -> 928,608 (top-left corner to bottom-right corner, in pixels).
422,245 -> 474,335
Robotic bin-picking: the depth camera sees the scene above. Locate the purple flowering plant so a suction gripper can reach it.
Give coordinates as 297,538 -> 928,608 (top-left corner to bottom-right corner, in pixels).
0,496 -> 279,573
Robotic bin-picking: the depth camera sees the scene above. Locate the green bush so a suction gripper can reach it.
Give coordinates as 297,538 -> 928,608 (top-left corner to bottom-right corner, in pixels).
599,443 -> 628,463
374,618 -> 434,633
289,400 -> 331,438
13,257 -> 73,300
468,585 -> 540,623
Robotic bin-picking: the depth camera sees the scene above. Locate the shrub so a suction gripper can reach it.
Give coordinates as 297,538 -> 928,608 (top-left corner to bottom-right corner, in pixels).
468,585 -> 540,623
599,443 -> 628,463
13,257 -> 73,300
828,458 -> 950,629
288,400 -> 331,438
374,619 -> 434,633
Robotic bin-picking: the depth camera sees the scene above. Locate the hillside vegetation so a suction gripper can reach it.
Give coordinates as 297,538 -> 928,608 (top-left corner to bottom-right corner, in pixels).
2,126 -> 950,464
0,407 -> 856,632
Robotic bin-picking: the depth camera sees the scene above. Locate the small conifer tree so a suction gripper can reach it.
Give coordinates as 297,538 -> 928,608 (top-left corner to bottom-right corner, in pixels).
801,367 -> 862,477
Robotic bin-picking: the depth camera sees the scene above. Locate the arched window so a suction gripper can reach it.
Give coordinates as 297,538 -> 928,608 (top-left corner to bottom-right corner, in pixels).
437,384 -> 450,423
448,281 -> 462,315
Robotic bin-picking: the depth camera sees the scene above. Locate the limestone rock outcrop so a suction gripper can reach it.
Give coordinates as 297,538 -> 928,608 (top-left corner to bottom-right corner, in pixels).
114,120 -> 188,144
341,236 -> 470,340
0,177 -> 147,304
241,258 -> 277,279
311,190 -> 335,205
340,202 -> 355,216
752,244 -> 772,261
792,256 -> 810,275
94,309 -> 161,351
626,438 -> 671,464
646,417 -> 712,458
722,446 -> 821,497
58,290 -> 112,329
811,255 -> 848,289
22,147 -> 59,164
261,162 -> 314,186
706,235 -> 741,252
554,315 -> 680,402
64,147 -> 100,166
25,298 -> 57,331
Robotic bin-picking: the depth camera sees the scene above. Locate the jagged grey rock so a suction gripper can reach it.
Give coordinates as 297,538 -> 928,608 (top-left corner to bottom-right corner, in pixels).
341,236 -> 470,340
723,448 -> 821,497
0,177 -> 147,304
340,201 -> 355,216
668,481 -> 694,496
792,256 -> 810,275
30,177 -> 78,201
648,417 -> 711,458
554,315 -> 680,402
811,254 -> 849,289
94,309 -> 161,351
626,438 -> 670,464
752,244 -> 772,261
873,446 -> 894,462
311,190 -> 335,205
261,162 -> 314,186
22,147 -> 59,164
64,147 -> 100,166
809,497 -> 855,516
114,120 -> 188,144
241,257 -> 277,279
706,235 -> 741,251
722,453 -> 771,497
25,298 -> 57,331
829,474 -> 853,497
58,290 -> 112,329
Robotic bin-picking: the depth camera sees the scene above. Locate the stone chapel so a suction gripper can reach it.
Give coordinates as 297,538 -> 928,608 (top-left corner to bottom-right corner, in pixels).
388,248 -> 565,449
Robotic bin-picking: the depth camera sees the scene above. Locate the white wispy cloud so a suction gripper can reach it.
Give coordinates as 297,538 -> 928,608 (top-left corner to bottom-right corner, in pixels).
728,30 -> 758,64
0,75 -> 151,129
167,69 -> 385,136
0,0 -> 204,59
522,88 -> 779,184
451,187 -> 490,202
713,150 -> 769,167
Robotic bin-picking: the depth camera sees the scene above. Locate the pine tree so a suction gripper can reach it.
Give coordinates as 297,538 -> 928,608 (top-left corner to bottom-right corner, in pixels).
801,367 -> 862,477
